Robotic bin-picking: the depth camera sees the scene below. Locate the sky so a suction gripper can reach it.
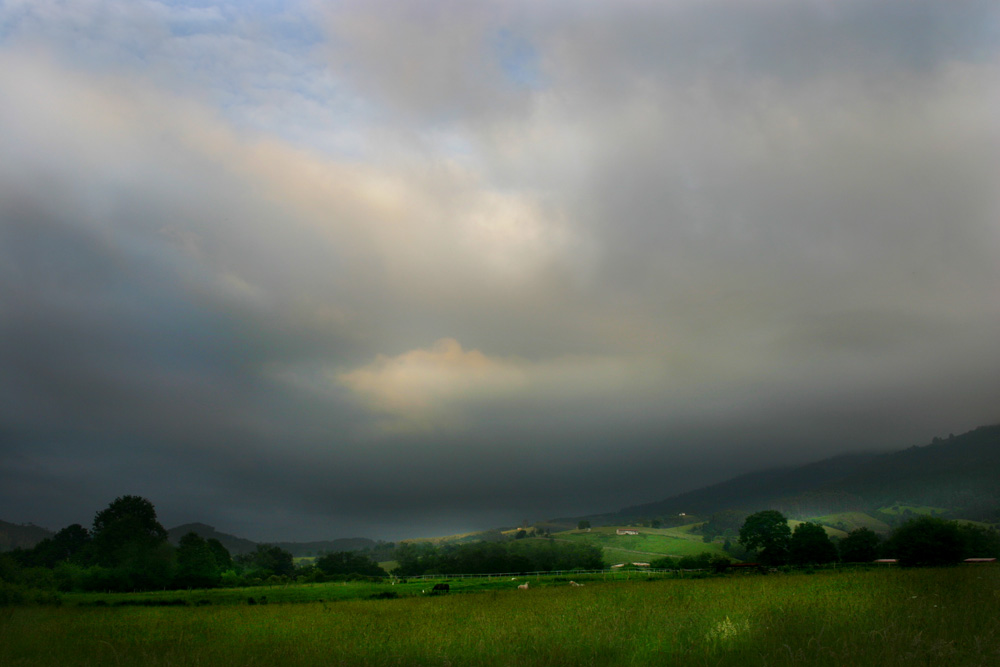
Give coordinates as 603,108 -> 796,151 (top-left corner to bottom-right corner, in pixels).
1,0 -> 999,542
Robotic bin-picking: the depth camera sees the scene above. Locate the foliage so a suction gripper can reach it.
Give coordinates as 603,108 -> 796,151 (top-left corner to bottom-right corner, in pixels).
175,533 -> 222,588
20,525 -> 91,568
315,552 -> 387,579
236,544 -> 295,578
91,496 -> 169,567
393,538 -> 602,576
700,510 -> 748,541
86,496 -> 174,590
788,522 -> 838,565
206,538 -> 233,571
838,527 -> 881,563
738,511 -> 791,565
577,520 -> 591,530
885,516 -> 963,567
956,523 -> 1000,559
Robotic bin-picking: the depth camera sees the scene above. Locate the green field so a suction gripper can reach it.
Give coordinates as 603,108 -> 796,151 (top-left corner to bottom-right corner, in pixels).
877,505 -> 948,517
3,567 -> 998,665
554,526 -> 729,564
787,519 -> 848,540
808,511 -> 891,534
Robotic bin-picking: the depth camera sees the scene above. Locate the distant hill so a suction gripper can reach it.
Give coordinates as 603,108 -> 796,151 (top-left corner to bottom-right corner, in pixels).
167,523 -> 259,555
604,424 -> 1000,523
166,523 -> 378,557
271,538 -> 377,557
0,520 -> 53,551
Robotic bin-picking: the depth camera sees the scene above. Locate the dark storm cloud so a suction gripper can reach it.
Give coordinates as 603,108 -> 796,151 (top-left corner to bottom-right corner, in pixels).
1,1 -> 998,541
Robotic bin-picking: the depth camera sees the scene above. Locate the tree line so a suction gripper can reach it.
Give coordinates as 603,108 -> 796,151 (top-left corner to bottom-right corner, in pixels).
733,509 -> 1000,567
0,496 -> 397,597
1,496 -> 603,599
393,539 -> 603,577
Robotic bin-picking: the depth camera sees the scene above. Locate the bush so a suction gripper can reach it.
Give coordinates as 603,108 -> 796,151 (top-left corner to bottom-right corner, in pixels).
885,516 -> 963,567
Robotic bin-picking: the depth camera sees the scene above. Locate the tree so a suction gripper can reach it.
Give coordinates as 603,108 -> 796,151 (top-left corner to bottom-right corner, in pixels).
90,496 -> 173,590
206,538 -> 233,572
91,496 -> 168,567
956,523 -> 1000,559
175,533 -> 221,588
237,544 -> 294,577
885,516 -> 963,567
838,527 -> 881,563
577,520 -> 591,531
20,524 -> 91,568
788,522 -> 838,565
738,510 -> 791,565
315,552 -> 387,579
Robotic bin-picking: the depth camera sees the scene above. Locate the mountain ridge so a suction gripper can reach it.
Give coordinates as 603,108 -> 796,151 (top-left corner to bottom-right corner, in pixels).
597,424 -> 1000,523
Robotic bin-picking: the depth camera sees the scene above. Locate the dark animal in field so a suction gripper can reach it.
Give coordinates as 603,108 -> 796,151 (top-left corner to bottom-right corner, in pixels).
432,583 -> 450,593
247,597 -> 256,605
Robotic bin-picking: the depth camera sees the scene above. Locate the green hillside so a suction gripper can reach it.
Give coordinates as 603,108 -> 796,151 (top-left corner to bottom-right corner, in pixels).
602,424 -> 1000,526
787,520 -> 847,539
807,511 -> 891,534
554,525 -> 729,565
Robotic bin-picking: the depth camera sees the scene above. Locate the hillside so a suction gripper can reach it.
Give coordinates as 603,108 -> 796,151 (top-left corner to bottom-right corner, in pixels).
271,538 -> 378,558
167,523 -> 259,556
553,525 -> 729,566
0,520 -> 53,551
166,523 -> 379,557
604,424 -> 1000,524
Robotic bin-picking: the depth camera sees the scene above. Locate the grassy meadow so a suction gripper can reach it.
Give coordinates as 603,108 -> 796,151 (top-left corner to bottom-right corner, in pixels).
553,525 -> 730,564
3,567 -> 999,666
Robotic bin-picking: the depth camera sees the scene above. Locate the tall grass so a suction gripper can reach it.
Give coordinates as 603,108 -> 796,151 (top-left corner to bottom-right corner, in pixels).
2,567 -> 998,666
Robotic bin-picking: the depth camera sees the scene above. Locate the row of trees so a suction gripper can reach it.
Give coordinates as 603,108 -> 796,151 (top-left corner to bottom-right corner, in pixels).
394,539 -> 603,576
2,496 -> 393,593
737,510 -> 1000,567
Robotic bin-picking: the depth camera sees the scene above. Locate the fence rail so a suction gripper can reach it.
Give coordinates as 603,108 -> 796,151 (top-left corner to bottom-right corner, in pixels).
402,568 -> 680,580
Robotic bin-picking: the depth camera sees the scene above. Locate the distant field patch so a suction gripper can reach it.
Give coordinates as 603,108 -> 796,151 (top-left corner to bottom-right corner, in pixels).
878,505 -> 948,516
555,526 -> 728,563
787,520 -> 848,539
810,512 -> 890,534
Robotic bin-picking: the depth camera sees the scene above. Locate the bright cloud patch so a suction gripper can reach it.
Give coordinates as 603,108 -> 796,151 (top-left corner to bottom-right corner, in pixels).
337,338 -> 641,431
337,339 -> 525,426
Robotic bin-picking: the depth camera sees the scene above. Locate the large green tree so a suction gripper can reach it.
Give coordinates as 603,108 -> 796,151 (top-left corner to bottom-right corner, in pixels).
174,532 -> 221,588
838,527 -> 881,563
956,523 -> 1000,559
90,496 -> 172,589
788,522 -> 838,565
738,510 -> 791,565
238,544 -> 294,577
315,552 -> 387,579
885,516 -> 963,567
206,538 -> 233,572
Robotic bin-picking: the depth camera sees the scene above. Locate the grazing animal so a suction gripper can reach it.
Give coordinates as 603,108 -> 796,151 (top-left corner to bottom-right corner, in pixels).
432,583 -> 450,593
569,581 -> 584,587
517,582 -> 529,590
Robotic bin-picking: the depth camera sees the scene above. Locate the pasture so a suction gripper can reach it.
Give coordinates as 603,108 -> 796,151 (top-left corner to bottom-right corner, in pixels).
3,567 -> 999,666
553,525 -> 730,563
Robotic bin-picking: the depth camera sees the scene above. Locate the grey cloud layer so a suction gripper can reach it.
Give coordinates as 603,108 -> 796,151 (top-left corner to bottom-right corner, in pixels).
1,1 -> 998,540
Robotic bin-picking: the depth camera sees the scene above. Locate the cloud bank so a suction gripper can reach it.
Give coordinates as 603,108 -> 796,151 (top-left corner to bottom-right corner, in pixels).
1,0 -> 998,540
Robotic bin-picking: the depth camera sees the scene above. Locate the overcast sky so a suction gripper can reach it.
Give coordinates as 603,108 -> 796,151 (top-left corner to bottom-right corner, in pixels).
1,0 -> 998,542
